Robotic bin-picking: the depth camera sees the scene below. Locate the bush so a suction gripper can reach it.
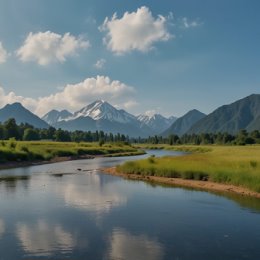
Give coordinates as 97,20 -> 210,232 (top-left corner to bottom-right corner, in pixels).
148,156 -> 155,164
250,160 -> 257,168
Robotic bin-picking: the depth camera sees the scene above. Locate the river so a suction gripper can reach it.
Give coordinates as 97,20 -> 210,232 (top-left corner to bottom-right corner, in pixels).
0,150 -> 260,259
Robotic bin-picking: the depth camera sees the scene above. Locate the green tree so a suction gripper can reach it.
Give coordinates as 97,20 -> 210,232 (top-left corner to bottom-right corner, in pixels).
23,128 -> 40,141
4,118 -> 21,140
55,129 -> 71,142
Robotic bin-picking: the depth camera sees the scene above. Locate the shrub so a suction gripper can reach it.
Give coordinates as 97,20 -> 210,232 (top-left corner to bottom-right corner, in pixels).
250,160 -> 257,168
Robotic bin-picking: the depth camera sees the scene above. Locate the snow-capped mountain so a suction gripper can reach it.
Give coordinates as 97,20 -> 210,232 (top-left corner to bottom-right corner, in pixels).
73,100 -> 136,123
42,109 -> 73,125
41,100 -> 149,137
137,113 -> 177,133
41,100 -> 176,137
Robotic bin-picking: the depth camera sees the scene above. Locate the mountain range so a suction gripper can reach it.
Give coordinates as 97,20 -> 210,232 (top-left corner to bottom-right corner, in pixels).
137,114 -> 176,134
187,94 -> 260,134
0,94 -> 260,137
42,100 -> 175,137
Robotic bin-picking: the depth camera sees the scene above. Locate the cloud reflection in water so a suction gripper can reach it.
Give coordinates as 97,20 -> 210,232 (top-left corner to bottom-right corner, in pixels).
0,219 -> 5,238
108,228 -> 164,260
16,219 -> 76,256
57,173 -> 127,213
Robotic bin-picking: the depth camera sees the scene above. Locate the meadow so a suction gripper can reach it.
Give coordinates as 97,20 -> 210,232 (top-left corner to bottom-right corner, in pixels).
118,145 -> 260,193
0,140 -> 143,164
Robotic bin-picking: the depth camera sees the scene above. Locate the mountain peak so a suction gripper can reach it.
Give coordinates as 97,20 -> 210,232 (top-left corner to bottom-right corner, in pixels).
5,102 -> 23,109
95,99 -> 106,104
42,109 -> 73,125
162,109 -> 206,136
72,100 -> 136,124
137,113 -> 177,134
0,102 -> 49,128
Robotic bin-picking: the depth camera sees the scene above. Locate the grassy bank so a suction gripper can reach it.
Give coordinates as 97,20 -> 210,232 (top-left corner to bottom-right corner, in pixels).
117,145 -> 260,193
0,140 -> 144,165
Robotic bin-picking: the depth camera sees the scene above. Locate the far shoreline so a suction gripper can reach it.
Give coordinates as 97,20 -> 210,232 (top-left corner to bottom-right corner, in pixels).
0,150 -> 146,171
101,167 -> 260,199
0,154 -> 96,171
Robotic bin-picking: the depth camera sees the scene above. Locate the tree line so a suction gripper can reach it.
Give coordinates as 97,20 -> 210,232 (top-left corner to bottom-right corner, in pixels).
1,118 -> 260,145
0,118 -> 130,143
134,130 -> 260,145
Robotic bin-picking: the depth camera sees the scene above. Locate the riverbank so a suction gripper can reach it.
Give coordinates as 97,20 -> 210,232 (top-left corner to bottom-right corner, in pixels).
0,154 -> 96,170
0,141 -> 144,170
102,167 -> 260,198
113,145 -> 260,195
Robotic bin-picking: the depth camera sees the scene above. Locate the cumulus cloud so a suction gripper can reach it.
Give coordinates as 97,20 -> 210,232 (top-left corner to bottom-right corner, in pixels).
16,31 -> 90,65
100,6 -> 171,54
94,58 -> 106,69
181,17 -> 202,29
0,87 -> 37,110
0,75 -> 136,116
0,42 -> 8,64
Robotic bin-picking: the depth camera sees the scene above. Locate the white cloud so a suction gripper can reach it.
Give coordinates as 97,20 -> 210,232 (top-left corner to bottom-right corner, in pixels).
0,42 -> 8,64
16,31 -> 90,65
100,6 -> 171,54
0,75 -> 136,116
94,58 -> 106,69
0,87 -> 37,110
144,109 -> 158,116
123,100 -> 139,109
181,17 -> 202,29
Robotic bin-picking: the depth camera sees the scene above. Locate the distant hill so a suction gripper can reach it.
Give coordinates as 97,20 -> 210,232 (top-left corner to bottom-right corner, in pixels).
162,109 -> 206,136
187,94 -> 260,134
0,103 -> 49,128
137,114 -> 177,134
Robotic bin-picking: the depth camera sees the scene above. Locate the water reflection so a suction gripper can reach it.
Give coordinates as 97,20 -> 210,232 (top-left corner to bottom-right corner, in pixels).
0,219 -> 5,239
16,219 -> 76,257
0,175 -> 30,193
0,150 -> 259,259
108,228 -> 164,260
57,173 -> 127,213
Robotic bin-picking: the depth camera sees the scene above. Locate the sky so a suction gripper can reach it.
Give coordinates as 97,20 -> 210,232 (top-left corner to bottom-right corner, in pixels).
0,0 -> 259,117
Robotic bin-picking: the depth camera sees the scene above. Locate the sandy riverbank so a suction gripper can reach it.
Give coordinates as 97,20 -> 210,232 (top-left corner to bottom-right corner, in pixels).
102,167 -> 260,199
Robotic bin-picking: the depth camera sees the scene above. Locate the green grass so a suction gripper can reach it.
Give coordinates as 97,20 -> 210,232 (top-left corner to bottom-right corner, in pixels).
0,140 -> 144,163
117,145 -> 260,193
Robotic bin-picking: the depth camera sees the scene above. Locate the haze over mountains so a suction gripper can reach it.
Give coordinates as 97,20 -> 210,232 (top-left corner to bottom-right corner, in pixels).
0,94 -> 260,137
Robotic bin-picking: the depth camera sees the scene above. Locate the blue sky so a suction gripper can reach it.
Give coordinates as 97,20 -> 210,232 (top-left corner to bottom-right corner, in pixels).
0,0 -> 259,117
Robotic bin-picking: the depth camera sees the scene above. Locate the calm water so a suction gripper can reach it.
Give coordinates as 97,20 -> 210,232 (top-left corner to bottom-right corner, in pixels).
0,150 -> 260,260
